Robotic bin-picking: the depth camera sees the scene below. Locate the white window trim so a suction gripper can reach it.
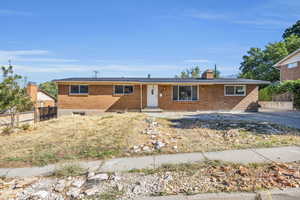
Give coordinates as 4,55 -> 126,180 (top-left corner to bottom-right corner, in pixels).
224,85 -> 246,96
172,85 -> 199,102
69,84 -> 89,95
287,62 -> 298,68
113,85 -> 134,95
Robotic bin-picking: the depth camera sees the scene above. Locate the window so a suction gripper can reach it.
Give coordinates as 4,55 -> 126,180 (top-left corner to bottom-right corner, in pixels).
224,85 -> 246,96
70,85 -> 89,94
287,62 -> 298,68
114,85 -> 134,94
173,85 -> 198,101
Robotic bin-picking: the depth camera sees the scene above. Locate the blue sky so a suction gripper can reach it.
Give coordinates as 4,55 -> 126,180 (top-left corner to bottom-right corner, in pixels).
0,0 -> 299,83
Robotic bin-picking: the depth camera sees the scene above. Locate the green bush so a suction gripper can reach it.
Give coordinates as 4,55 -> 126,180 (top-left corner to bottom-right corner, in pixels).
20,123 -> 31,131
1,127 -> 14,135
259,80 -> 300,108
258,83 -> 279,101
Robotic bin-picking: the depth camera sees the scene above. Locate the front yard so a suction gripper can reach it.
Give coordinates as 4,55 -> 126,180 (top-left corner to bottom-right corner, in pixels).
1,113 -> 300,168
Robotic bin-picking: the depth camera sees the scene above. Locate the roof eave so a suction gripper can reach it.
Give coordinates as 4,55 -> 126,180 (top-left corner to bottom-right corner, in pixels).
53,80 -> 270,85
274,48 -> 300,67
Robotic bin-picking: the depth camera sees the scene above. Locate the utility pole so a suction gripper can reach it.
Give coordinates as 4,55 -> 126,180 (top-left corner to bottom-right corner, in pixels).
214,64 -> 217,78
93,70 -> 99,78
8,59 -> 12,67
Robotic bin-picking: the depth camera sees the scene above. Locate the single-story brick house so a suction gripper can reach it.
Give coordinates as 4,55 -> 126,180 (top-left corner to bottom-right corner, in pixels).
53,70 -> 269,115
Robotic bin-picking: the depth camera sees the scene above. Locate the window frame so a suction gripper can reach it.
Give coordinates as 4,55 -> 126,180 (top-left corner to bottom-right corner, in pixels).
172,85 -> 199,102
69,84 -> 89,95
224,85 -> 246,96
287,62 -> 298,68
113,85 -> 134,95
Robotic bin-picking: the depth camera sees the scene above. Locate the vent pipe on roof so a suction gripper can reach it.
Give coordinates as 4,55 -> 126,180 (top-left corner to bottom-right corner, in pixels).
93,70 -> 99,78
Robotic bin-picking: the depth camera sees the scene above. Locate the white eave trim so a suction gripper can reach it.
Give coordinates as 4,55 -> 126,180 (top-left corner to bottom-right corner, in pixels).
274,48 -> 300,67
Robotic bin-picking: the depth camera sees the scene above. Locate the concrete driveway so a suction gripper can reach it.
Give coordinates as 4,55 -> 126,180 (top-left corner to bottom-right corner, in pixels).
147,110 -> 300,129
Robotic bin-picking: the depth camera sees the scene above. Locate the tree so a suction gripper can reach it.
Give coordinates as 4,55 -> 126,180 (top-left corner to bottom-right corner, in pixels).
239,35 -> 300,82
0,66 -> 33,128
39,81 -> 58,98
283,20 -> 300,39
177,66 -> 201,78
213,65 -> 221,78
213,69 -> 220,78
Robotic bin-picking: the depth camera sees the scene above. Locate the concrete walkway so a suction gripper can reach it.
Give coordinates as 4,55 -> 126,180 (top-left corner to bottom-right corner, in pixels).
138,188 -> 300,200
1,146 -> 300,178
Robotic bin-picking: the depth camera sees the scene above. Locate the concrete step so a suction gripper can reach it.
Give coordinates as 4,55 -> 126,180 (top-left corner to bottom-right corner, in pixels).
141,107 -> 163,113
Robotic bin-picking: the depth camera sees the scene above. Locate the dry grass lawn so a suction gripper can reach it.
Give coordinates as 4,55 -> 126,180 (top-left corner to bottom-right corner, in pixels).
1,113 -> 300,168
0,113 -> 149,167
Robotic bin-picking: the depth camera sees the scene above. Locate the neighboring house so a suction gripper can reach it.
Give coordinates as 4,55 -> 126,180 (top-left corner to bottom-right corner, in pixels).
53,70 -> 269,116
26,82 -> 56,107
274,48 -> 300,82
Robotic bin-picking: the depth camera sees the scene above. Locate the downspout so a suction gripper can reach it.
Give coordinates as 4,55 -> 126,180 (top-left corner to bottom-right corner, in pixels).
140,84 -> 143,112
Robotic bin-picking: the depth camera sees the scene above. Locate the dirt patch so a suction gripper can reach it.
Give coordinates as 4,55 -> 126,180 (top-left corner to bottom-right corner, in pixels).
155,118 -> 300,153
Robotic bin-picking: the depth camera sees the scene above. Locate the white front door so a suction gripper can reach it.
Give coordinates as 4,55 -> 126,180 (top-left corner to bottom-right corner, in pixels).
147,85 -> 158,107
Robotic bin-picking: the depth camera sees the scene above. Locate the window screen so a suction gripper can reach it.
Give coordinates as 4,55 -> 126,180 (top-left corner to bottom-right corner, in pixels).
70,85 -> 88,94
114,85 -> 124,94
225,85 -> 245,96
225,86 -> 235,95
173,85 -> 198,101
124,86 -> 133,94
114,85 -> 133,94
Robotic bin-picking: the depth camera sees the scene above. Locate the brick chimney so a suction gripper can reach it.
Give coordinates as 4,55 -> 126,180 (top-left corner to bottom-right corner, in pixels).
202,69 -> 214,79
26,82 -> 38,102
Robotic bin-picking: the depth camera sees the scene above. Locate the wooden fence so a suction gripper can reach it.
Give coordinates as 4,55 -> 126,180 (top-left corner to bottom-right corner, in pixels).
272,92 -> 294,102
0,111 -> 35,127
0,106 -> 57,127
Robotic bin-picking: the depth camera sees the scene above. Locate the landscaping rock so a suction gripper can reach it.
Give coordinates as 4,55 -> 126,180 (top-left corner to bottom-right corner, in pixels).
66,187 -> 81,198
33,190 -> 49,198
154,141 -> 165,149
53,180 -> 66,192
72,178 -> 85,188
88,173 -> 109,181
84,186 -> 99,196
142,146 -> 151,152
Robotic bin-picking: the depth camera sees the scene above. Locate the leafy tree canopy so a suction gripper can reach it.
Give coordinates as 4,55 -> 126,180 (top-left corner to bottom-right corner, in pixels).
0,66 -> 33,127
239,35 -> 300,82
176,66 -> 201,78
39,81 -> 58,98
283,20 -> 300,39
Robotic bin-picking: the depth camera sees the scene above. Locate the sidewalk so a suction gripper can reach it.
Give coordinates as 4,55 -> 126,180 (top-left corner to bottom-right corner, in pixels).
1,146 -> 300,178
138,188 -> 300,200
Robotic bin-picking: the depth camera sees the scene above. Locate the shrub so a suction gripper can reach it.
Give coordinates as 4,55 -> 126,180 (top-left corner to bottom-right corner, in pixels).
259,80 -> 300,108
1,126 -> 14,135
258,83 -> 279,101
20,123 -> 31,131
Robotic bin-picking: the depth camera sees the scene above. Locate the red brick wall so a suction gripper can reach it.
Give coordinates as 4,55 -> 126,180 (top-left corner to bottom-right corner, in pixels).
57,84 -> 258,112
280,61 -> 300,81
158,85 -> 258,111
58,84 -> 147,111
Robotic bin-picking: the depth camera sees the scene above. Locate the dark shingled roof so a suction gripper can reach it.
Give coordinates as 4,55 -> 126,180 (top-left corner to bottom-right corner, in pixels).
52,77 -> 270,84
